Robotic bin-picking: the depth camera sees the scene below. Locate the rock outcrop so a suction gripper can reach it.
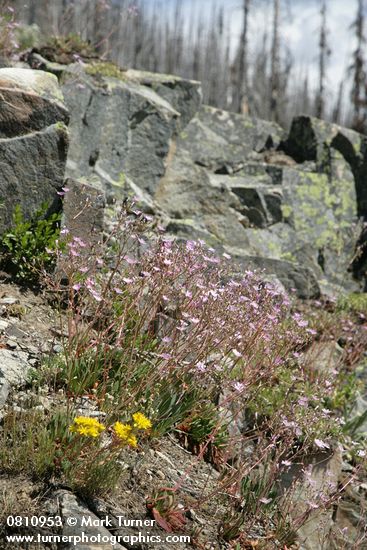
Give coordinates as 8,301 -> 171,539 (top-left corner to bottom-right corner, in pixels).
0,67 -> 69,234
3,58 -> 367,297
39,61 -> 365,297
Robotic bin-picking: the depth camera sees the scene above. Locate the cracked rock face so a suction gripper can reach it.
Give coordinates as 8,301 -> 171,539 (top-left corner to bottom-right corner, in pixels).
62,70 -> 182,199
0,68 -> 69,235
17,60 -> 367,296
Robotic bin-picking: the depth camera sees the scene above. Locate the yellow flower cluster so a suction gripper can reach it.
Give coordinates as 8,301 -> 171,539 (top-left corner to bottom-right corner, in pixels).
132,412 -> 152,430
113,412 -> 152,448
113,422 -> 138,448
68,412 -> 152,449
69,416 -> 106,438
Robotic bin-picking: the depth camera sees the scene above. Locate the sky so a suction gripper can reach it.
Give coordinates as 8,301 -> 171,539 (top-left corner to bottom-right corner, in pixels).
142,0 -> 365,103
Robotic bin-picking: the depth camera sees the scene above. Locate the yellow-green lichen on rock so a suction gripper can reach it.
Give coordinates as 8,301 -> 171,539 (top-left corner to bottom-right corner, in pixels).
85,61 -> 127,81
282,168 -> 356,255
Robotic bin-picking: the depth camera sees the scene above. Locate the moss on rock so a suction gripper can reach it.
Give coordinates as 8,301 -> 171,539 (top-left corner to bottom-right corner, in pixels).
85,61 -> 126,81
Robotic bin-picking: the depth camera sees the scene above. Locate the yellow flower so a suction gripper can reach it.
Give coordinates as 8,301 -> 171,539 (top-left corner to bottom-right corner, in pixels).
69,416 -> 105,438
127,434 -> 138,448
113,422 -> 133,441
132,412 -> 152,430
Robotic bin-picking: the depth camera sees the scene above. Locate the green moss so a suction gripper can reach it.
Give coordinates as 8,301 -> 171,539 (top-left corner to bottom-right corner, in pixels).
85,61 -> 126,81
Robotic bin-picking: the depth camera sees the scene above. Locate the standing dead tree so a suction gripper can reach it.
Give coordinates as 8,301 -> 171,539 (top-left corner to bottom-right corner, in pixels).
5,0 -> 365,130
315,0 -> 330,120
351,0 -> 367,132
269,0 -> 281,122
231,0 -> 250,114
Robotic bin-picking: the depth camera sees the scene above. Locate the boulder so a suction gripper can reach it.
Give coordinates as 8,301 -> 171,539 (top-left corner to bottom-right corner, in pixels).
18,57 -> 365,295
0,349 -> 31,386
279,449 -> 342,550
0,67 -> 69,137
283,114 -> 367,219
124,68 -> 202,129
155,148 -> 249,248
0,68 -> 69,235
62,67 -> 181,198
209,173 -> 283,227
301,341 -> 343,376
283,115 -> 364,168
0,123 -> 68,234
280,163 -> 357,287
330,483 -> 367,548
229,254 -> 321,299
178,105 -> 285,171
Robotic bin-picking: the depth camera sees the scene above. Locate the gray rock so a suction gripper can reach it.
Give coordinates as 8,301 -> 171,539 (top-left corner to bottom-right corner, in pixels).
0,69 -> 69,238
345,392 -> 367,436
283,114 -> 367,219
19,58 -> 364,295
155,148 -> 249,248
178,105 -> 285,171
300,341 -> 343,376
0,349 -> 30,388
57,490 -> 127,549
0,378 -> 10,410
0,123 -> 69,234
330,484 -> 367,549
5,339 -> 17,349
124,68 -> 202,129
230,254 -> 321,299
154,106 -> 361,294
0,67 -> 69,137
63,69 -> 179,196
5,324 -> 28,339
283,115 -> 364,167
211,174 -> 283,227
61,178 -> 105,248
0,319 -> 9,332
279,449 -> 342,550
0,296 -> 19,305
281,165 -> 357,282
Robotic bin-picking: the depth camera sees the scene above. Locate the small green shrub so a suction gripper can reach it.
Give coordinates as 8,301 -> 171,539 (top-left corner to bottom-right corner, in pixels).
15,23 -> 42,50
0,203 -> 61,284
41,34 -> 97,63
